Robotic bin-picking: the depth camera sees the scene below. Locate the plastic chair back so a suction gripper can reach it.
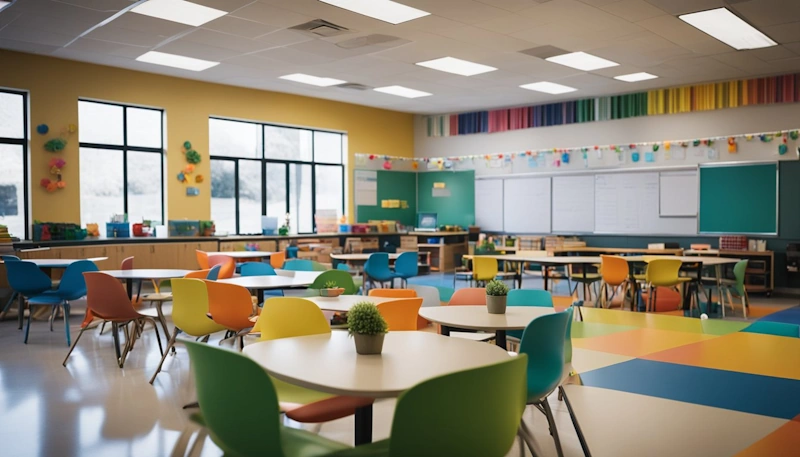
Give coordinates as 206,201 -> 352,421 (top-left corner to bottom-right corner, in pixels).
394,252 -> 418,279
389,355 -> 528,457
240,262 -> 277,277
364,252 -> 394,282
269,252 -> 285,269
83,272 -> 141,320
310,261 -> 328,271
206,265 -> 221,280
645,258 -> 683,286
5,260 -> 53,297
184,269 -> 211,279
409,285 -> 441,308
519,311 -> 571,401
121,256 -> 134,270
435,285 -> 455,304
336,263 -> 350,272
565,306 -> 575,365
207,255 -> 235,279
377,298 -> 423,331
473,257 -> 499,282
204,281 -> 255,331
183,341 -> 283,457
195,250 -> 209,269
309,270 -> 357,295
58,260 -> 99,300
601,255 -> 629,286
1,255 -> 20,261
256,297 -> 331,341
732,259 -> 749,295
369,289 -> 417,298
448,287 -> 486,306
283,259 -> 313,272
171,279 -> 225,337
742,321 -> 800,338
507,289 -> 553,308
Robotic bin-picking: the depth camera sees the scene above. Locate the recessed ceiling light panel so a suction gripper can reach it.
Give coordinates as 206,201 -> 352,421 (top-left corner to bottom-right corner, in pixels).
614,72 -> 658,82
319,0 -> 430,24
546,51 -> 619,71
519,82 -> 577,94
131,0 -> 227,27
279,73 -> 347,87
679,7 -> 776,50
136,51 -> 219,71
415,57 -> 497,76
374,85 -> 431,98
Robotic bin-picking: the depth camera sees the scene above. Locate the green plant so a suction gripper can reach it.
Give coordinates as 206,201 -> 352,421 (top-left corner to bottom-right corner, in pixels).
323,280 -> 338,289
347,302 -> 388,336
485,280 -> 509,296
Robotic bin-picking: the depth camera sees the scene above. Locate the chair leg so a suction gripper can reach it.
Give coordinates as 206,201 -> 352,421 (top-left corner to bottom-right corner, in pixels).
519,419 -> 540,457
49,305 -> 58,331
541,399 -> 564,457
18,295 -> 25,330
0,291 -> 17,318
147,317 -> 165,356
63,326 -> 89,367
150,328 -> 179,384
63,302 -> 71,347
559,386 -> 592,457
741,295 -> 748,320
24,304 -> 34,344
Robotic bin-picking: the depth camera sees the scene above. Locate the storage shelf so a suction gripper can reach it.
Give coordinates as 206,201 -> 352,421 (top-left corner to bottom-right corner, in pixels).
418,243 -> 443,247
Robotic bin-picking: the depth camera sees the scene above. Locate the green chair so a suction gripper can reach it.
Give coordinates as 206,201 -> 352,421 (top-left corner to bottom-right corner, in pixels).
741,321 -> 800,338
311,261 -> 328,272
506,289 -> 554,340
307,270 -> 358,295
330,355 -> 528,457
183,340 -> 350,457
721,259 -> 749,319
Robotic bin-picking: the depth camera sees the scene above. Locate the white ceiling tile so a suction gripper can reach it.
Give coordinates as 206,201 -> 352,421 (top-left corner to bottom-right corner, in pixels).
181,28 -> 271,53
190,0 -> 255,13
56,0 -> 133,11
600,0 -> 666,22
732,0 -> 800,28
712,51 -> 769,73
0,9 -> 22,32
0,37 -> 61,55
472,14 -> 541,34
202,16 -> 279,39
105,12 -> 194,37
743,45 -> 798,62
578,0 -> 624,5
763,21 -> 800,44
435,26 -> 534,52
254,29 -> 314,47
403,0 -> 513,25
475,0 -> 546,12
65,37 -> 147,58
642,0 -> 725,15
229,2 -> 315,28
635,14 -> 733,52
766,56 -> 800,73
0,19 -> 75,47
85,24 -> 169,47
155,39 -> 237,62
255,46 -> 341,65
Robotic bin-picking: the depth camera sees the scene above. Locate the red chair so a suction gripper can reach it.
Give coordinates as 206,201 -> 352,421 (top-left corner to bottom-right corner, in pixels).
448,287 -> 487,306
207,255 -> 235,279
196,250 -> 210,269
204,280 -> 256,349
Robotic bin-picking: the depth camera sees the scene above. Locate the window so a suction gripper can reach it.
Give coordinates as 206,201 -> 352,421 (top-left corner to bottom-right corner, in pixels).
0,90 -> 28,239
78,100 -> 164,236
210,118 -> 345,234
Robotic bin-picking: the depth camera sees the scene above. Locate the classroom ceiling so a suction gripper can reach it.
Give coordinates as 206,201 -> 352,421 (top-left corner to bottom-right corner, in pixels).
2,0 -> 800,114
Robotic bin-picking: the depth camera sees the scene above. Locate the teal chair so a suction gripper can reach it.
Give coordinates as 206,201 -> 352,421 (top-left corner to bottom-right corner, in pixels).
206,265 -> 221,281
284,259 -> 313,272
393,252 -> 418,287
183,340 -> 350,457
364,253 -> 397,290
516,311 -> 571,457
307,270 -> 358,295
742,321 -> 800,338
240,262 -> 276,276
5,260 -> 54,334
506,289 -> 554,340
330,355 -> 528,457
434,285 -> 455,304
557,307 -> 591,457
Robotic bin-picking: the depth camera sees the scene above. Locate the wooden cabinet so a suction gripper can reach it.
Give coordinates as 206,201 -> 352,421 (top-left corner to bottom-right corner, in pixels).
410,231 -> 468,273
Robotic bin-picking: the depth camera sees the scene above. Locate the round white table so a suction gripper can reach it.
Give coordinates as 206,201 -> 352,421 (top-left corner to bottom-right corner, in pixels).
205,251 -> 275,259
219,275 -> 315,302
1,257 -> 109,268
330,253 -> 401,261
302,295 -> 398,312
102,269 -> 192,299
419,305 -> 554,348
243,331 -> 510,444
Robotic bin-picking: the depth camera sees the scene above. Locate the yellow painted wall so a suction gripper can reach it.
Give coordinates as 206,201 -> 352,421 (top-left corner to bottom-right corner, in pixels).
0,50 -> 413,227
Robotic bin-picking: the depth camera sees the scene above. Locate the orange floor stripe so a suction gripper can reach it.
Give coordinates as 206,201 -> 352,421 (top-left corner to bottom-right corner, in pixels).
735,420 -> 800,456
572,328 -> 715,357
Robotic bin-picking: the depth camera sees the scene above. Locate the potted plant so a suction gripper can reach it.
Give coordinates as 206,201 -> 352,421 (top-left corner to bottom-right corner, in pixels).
348,301 -> 388,355
485,280 -> 509,314
320,280 -> 345,297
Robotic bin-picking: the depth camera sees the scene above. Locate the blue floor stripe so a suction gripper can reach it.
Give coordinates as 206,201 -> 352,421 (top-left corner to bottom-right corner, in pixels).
757,307 -> 800,325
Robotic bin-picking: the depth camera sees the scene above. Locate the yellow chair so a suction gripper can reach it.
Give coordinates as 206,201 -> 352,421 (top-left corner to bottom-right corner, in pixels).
368,289 -> 417,298
644,258 -> 691,312
599,255 -> 630,309
149,278 -> 226,384
473,257 -> 499,286
377,297 -> 423,331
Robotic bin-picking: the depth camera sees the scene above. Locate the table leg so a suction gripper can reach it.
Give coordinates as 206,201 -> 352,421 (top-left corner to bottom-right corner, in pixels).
543,265 -> 550,291
257,289 -> 264,304
516,262 -> 522,289
440,325 -> 450,337
126,279 -> 133,301
495,330 -> 507,349
354,404 -> 373,445
715,265 -> 723,316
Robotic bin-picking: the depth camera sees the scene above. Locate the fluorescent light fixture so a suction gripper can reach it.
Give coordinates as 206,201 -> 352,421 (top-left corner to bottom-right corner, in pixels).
279,73 -> 346,87
679,7 -> 776,50
415,57 -> 497,76
319,0 -> 429,25
131,0 -> 227,27
136,51 -> 219,71
374,85 -> 431,98
0,1 -> 11,11
519,82 -> 577,94
614,72 -> 658,82
546,51 -> 618,71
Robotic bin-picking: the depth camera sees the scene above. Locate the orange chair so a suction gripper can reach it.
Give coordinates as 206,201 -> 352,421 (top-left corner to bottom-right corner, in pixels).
599,255 -> 630,309
207,255 -> 235,279
64,272 -> 164,368
185,269 -> 212,279
196,250 -> 210,269
368,289 -> 417,298
204,280 -> 256,349
270,251 -> 286,269
448,287 -> 487,306
377,297 -> 423,331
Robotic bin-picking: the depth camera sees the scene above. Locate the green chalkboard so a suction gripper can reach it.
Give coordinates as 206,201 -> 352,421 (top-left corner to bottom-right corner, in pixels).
699,163 -> 778,234
355,170 -> 417,226
417,171 -> 475,227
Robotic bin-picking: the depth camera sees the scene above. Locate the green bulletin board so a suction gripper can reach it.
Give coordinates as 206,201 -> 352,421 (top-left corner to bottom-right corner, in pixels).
699,163 -> 778,234
355,170 -> 417,226
417,170 -> 475,227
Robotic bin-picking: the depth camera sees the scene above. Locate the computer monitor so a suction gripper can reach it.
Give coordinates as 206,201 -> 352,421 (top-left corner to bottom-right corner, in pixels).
417,213 -> 438,231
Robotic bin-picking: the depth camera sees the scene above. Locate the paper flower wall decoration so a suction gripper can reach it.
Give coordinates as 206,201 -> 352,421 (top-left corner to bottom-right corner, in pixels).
182,141 -> 202,164
36,124 -> 49,135
44,138 -> 67,152
195,174 -> 204,183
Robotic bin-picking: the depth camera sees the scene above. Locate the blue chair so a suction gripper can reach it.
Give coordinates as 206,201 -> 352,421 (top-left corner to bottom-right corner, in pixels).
240,262 -> 276,276
6,261 -> 60,339
435,285 -> 455,303
286,246 -> 299,259
741,321 -> 800,338
516,310 -> 571,457
206,265 -> 221,281
336,263 -> 350,272
506,289 -> 554,340
25,260 -> 98,346
283,259 -> 313,272
364,253 -> 397,289
394,252 -> 418,287
1,255 -> 21,319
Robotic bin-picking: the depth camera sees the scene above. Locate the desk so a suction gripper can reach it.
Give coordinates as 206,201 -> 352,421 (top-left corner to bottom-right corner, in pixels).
468,254 -> 603,290
419,305 -> 554,348
0,257 -> 108,267
205,251 -> 274,260
302,295 -> 398,312
330,253 -> 401,261
242,331 -> 510,444
219,274 -> 314,302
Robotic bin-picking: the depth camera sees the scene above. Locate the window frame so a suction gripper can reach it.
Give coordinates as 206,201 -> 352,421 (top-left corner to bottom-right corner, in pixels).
0,88 -> 29,239
78,99 -> 165,224
210,117 -> 345,235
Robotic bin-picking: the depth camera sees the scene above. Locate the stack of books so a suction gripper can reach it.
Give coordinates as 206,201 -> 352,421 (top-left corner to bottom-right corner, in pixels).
0,225 -> 12,244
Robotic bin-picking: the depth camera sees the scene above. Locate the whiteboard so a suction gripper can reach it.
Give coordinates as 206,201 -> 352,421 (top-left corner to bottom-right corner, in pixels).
475,179 -> 503,231
552,175 -> 594,232
659,171 -> 698,216
503,177 -> 551,233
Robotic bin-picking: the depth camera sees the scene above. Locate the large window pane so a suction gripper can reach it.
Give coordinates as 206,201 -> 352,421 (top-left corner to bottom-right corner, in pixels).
266,162 -> 286,220
314,131 -> 342,164
209,118 -> 261,158
0,92 -> 24,139
127,151 -> 163,223
265,126 -> 312,161
126,107 -> 162,148
211,159 -> 236,235
80,148 -> 124,237
79,101 -> 123,145
289,164 -> 312,233
238,160 -> 263,235
0,144 -> 24,237
315,165 -> 343,215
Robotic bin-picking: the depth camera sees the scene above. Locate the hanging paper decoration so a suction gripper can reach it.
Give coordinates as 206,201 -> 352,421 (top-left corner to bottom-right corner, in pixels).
645,151 -> 655,162
652,144 -> 659,152
631,151 -> 640,162
44,138 -> 67,152
411,161 -> 419,170
791,131 -> 799,141
693,140 -> 701,147
779,133 -> 788,155
40,124 -> 75,193
195,174 -> 204,183
369,154 -> 375,160
182,141 -> 201,164
36,124 -> 49,135
727,137 -> 737,153
760,134 -> 773,142
664,142 -> 671,151
444,160 -> 453,169
177,172 -> 186,183
561,152 -> 570,164
382,160 -> 392,170
680,142 -> 689,148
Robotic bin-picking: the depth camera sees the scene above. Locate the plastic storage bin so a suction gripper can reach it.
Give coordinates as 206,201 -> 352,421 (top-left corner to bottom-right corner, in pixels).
106,222 -> 130,238
168,220 -> 200,237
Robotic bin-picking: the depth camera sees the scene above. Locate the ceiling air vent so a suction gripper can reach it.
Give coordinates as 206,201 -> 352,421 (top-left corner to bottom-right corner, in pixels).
289,19 -> 350,38
519,45 -> 568,59
336,34 -> 404,49
335,83 -> 372,91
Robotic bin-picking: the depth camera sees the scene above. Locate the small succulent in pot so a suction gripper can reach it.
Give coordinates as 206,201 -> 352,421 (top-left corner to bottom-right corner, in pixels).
348,301 -> 388,355
319,279 -> 344,297
485,280 -> 509,314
